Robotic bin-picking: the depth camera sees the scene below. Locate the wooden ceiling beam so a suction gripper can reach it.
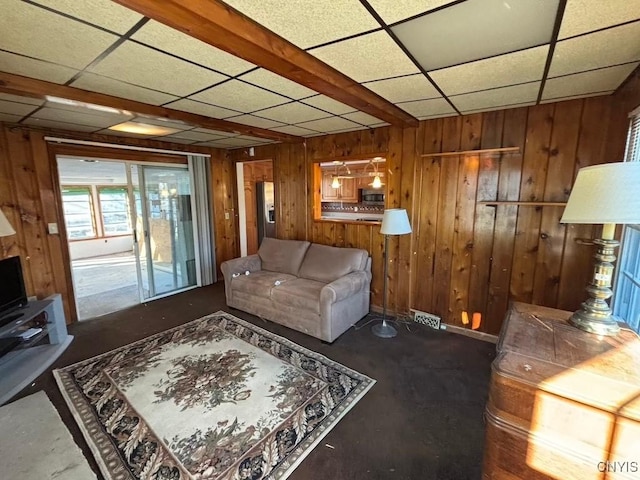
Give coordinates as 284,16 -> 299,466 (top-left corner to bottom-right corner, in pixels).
0,72 -> 303,143
112,0 -> 419,128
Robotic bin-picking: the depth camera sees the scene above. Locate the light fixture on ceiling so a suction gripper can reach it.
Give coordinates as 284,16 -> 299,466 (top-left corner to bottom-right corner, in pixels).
108,121 -> 179,136
364,158 -> 384,189
45,96 -> 126,115
330,162 -> 351,189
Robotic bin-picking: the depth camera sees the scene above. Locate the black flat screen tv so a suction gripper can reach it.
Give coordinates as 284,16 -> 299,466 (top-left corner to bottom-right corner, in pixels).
0,256 -> 28,326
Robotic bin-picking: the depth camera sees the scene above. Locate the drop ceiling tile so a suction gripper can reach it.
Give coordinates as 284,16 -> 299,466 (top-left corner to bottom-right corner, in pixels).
32,107 -> 132,128
30,0 -> 143,34
192,128 -> 240,137
392,0 -> 558,71
253,102 -> 330,124
163,130 -> 226,142
131,20 -> 254,75
363,74 -> 440,103
236,135 -> 274,143
90,42 -> 228,97
225,114 -> 286,129
0,51 -> 78,84
0,93 -> 43,106
396,97 -> 456,118
324,125 -> 367,134
270,125 -> 320,136
209,136 -> 269,147
461,101 -> 536,114
191,80 -> 289,113
540,92 -> 611,104
296,116 -> 361,133
164,99 -> 240,119
366,0 -> 454,24
430,45 -> 548,96
72,73 -> 179,106
549,22 -> 640,77
543,63 -> 637,100
0,1 -> 118,69
301,95 -> 355,115
451,82 -> 540,112
131,116 -> 194,131
559,0 -> 640,39
152,136 -> 197,145
24,117 -> 98,132
193,140 -> 236,148
0,100 -> 40,117
239,69 -> 317,100
222,0 -> 380,49
0,113 -> 21,123
341,111 -> 383,125
310,30 -> 419,82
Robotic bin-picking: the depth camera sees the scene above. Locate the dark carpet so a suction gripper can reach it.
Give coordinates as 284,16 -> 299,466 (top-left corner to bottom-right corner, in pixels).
13,282 -> 496,480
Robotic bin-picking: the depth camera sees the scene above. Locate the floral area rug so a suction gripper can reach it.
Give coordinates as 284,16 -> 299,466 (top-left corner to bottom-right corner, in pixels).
54,311 -> 375,480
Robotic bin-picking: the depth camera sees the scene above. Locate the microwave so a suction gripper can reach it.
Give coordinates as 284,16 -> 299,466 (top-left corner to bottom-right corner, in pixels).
359,189 -> 385,205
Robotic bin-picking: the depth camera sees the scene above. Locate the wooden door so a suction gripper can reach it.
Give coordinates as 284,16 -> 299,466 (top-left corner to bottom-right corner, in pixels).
244,180 -> 258,254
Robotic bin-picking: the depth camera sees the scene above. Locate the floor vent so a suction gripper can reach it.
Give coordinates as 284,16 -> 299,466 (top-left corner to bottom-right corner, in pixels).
411,309 -> 441,329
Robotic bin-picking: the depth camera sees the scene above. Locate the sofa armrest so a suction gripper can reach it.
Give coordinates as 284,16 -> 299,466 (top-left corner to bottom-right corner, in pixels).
221,255 -> 262,304
221,254 -> 261,279
320,270 -> 371,305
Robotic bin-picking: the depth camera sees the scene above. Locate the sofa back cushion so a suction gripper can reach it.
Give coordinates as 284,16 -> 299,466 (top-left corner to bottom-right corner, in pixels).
298,244 -> 369,283
258,237 -> 311,275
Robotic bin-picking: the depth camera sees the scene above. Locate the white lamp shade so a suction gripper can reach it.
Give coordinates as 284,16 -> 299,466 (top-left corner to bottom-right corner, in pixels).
560,162 -> 640,224
381,208 -> 412,235
0,208 -> 15,236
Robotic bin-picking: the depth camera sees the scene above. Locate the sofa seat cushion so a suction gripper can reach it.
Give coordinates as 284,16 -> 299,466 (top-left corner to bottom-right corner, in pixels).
271,278 -> 325,314
298,244 -> 369,283
258,238 -> 310,275
231,271 -> 297,298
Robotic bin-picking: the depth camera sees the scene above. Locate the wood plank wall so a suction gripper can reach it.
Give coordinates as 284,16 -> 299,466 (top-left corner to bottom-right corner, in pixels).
0,125 -> 235,323
230,95 -> 633,334
2,82 -> 636,331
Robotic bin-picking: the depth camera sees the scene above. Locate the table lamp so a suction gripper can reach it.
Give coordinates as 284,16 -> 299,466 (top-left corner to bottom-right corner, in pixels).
560,162 -> 640,336
372,208 -> 412,338
0,208 -> 15,237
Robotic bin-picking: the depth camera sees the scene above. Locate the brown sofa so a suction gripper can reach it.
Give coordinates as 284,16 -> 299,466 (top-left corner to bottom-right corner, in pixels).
221,238 -> 372,342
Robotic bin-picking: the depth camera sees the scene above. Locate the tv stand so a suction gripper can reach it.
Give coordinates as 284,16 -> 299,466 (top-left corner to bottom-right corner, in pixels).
0,294 -> 72,405
0,311 -> 24,329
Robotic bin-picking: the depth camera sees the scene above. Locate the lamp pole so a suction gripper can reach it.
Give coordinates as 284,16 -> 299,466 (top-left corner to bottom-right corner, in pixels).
372,233 -> 396,338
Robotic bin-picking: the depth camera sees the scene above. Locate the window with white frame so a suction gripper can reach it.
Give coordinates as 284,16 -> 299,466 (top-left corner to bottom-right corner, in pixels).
98,187 -> 131,236
613,110 -> 640,332
61,186 -> 96,240
62,185 -> 133,241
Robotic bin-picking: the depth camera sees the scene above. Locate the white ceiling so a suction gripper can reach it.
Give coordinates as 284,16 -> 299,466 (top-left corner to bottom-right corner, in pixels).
0,0 -> 638,148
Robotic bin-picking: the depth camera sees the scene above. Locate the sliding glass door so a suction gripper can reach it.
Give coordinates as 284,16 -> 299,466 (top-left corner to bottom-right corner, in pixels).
129,164 -> 197,300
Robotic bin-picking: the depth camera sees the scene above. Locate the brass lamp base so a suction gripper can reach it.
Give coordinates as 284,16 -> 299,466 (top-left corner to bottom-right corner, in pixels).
569,310 -> 620,336
570,238 -> 620,336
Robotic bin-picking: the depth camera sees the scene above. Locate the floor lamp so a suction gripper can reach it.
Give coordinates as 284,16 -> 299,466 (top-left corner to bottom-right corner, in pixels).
560,162 -> 640,336
372,208 -> 412,338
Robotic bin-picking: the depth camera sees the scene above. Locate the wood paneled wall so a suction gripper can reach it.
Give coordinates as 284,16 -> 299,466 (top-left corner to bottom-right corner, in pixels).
230,95 -> 635,334
2,85 -> 636,331
0,125 -> 236,323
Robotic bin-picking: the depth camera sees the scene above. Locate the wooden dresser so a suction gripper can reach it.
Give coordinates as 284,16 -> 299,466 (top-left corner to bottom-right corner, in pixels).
482,302 -> 640,480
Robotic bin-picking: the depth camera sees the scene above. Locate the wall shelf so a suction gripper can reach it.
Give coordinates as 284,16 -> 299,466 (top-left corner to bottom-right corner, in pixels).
420,146 -> 520,158
478,201 -> 567,207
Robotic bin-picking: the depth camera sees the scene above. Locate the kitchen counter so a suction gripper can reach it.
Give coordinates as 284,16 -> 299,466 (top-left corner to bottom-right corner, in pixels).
317,215 -> 382,225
